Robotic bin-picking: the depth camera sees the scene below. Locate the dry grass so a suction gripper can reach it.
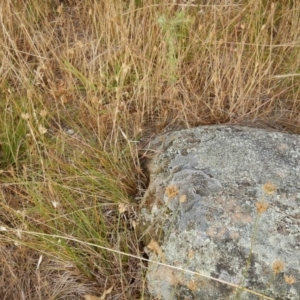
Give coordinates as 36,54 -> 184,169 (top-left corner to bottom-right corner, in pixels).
0,0 -> 300,299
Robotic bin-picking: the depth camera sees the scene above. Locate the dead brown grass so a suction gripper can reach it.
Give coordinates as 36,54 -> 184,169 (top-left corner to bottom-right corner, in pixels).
0,244 -> 97,300
0,0 -> 300,299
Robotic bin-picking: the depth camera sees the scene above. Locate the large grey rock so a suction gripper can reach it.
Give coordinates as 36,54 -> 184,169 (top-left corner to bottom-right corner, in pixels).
139,125 -> 300,300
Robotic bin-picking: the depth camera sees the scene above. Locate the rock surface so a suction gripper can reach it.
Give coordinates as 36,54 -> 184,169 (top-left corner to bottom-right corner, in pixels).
139,125 -> 300,300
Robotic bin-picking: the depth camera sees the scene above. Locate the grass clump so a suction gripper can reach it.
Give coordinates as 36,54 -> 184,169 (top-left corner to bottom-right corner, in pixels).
0,0 -> 300,299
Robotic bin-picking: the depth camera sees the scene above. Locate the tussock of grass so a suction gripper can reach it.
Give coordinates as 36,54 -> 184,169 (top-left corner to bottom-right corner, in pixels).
0,0 -> 300,299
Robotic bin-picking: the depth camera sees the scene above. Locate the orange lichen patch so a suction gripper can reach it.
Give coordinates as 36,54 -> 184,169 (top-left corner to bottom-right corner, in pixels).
165,185 -> 179,198
277,143 -> 288,152
188,249 -> 194,259
180,194 -> 187,203
232,212 -> 253,223
229,231 -> 240,239
272,260 -> 285,274
263,182 -> 277,195
256,201 -> 269,214
207,226 -> 227,239
207,226 -> 216,237
186,281 -> 197,291
223,198 -> 241,213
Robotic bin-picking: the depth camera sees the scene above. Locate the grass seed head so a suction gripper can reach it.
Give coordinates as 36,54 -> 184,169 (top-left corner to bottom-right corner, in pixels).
284,274 -> 296,285
272,260 -> 285,274
263,182 -> 277,195
165,185 -> 179,198
255,201 -> 269,214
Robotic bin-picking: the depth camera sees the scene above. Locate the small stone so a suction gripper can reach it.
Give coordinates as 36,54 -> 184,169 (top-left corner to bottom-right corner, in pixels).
66,128 -> 75,135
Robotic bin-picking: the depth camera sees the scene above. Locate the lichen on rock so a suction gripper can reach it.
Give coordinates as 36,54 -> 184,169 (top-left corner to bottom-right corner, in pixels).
139,125 -> 300,300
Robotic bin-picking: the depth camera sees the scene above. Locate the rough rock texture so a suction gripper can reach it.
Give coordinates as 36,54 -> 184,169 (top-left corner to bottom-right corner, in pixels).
139,125 -> 300,300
